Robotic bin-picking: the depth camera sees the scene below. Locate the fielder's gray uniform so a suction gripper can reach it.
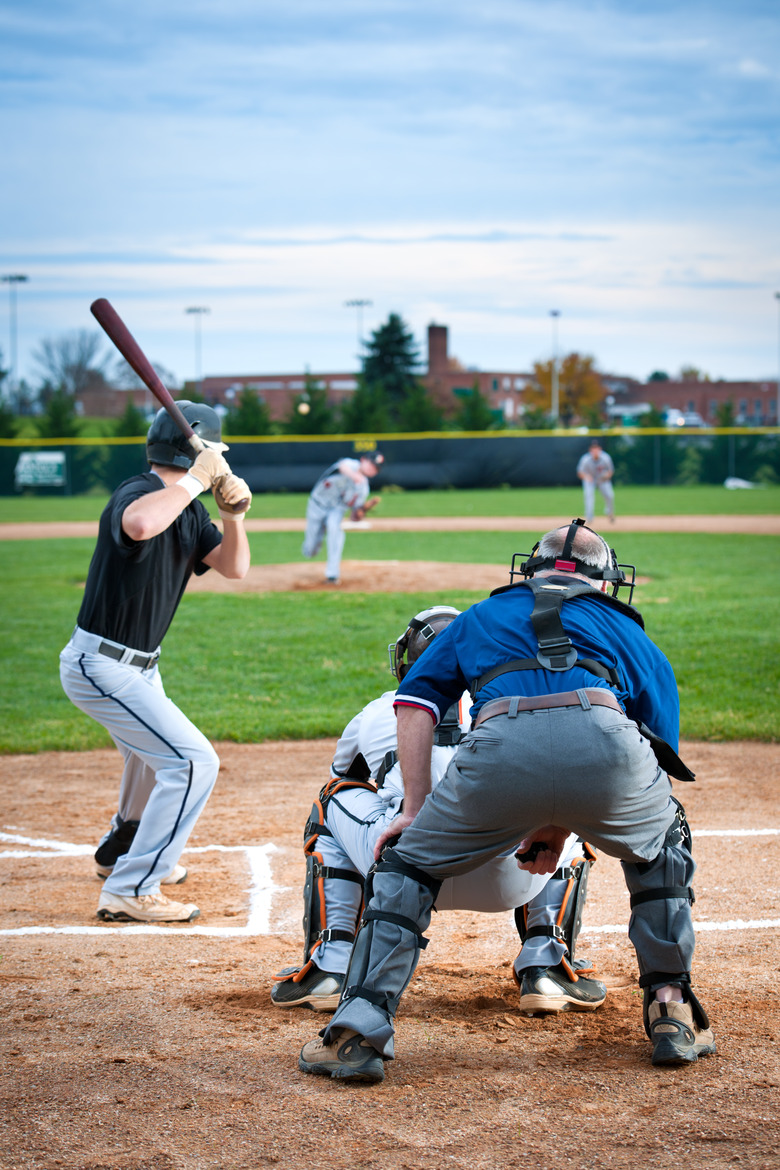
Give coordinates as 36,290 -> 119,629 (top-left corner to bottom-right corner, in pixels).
309,689 -> 583,978
301,459 -> 370,581
577,448 -> 615,522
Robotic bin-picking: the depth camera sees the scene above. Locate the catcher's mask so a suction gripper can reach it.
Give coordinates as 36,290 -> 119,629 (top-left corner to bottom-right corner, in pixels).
388,605 -> 461,683
146,401 -> 228,469
511,518 -> 636,604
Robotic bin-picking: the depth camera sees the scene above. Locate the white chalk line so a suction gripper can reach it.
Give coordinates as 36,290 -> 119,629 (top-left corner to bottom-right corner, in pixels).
1,828 -> 778,939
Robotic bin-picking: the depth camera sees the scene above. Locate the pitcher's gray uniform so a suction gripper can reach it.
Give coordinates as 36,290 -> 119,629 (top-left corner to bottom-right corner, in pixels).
301,454 -> 383,582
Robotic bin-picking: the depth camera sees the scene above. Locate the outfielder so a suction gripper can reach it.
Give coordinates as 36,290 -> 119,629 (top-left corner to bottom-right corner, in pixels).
577,438 -> 615,524
301,451 -> 383,583
298,521 -> 715,1081
272,605 -> 605,1016
59,403 -> 252,923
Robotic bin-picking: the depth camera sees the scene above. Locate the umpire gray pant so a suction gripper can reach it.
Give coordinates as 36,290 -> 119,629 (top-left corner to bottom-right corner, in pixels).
324,699 -> 695,1058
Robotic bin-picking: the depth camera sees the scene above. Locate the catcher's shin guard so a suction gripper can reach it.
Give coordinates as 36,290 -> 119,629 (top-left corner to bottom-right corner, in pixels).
514,842 -> 596,981
273,776 -> 375,993
622,798 -> 697,1020
338,848 -> 442,1022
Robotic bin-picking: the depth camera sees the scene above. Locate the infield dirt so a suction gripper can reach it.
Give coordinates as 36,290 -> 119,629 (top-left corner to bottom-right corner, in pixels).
1,520 -> 779,1169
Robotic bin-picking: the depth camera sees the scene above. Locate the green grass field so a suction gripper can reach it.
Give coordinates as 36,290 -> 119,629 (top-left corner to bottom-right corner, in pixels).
1,484 -> 778,752
3,482 -> 780,523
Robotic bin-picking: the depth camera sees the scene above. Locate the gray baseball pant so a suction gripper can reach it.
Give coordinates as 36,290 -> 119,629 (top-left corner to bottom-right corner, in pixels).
324,700 -> 694,1058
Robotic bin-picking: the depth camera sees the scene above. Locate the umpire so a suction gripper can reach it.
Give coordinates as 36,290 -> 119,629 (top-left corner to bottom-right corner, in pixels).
60,403 -> 251,924
298,519 -> 715,1082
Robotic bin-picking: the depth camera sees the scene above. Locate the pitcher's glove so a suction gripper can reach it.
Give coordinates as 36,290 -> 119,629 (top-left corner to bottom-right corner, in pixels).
214,474 -> 252,518
351,496 -> 380,522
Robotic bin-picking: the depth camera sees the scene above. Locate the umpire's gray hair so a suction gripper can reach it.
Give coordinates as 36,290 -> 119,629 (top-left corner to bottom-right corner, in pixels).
537,525 -> 610,570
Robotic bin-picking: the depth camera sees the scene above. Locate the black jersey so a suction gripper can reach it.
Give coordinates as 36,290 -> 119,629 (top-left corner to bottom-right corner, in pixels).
76,473 -> 223,652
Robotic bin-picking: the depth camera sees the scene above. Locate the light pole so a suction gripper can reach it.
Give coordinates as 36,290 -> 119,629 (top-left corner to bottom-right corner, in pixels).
549,309 -> 561,426
344,299 -> 372,359
185,306 -> 209,396
1,273 -> 29,402
775,292 -> 780,428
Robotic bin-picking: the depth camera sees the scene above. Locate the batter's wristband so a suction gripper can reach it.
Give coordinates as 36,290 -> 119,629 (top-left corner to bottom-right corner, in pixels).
180,472 -> 206,500
218,509 -> 246,522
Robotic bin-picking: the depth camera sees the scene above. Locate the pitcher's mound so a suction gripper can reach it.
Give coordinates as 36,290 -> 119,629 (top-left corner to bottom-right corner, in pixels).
186,560 -> 512,594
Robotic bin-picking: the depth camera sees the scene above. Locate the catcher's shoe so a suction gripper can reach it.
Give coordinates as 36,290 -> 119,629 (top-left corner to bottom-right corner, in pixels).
96,890 -> 200,923
648,999 -> 716,1066
271,964 -> 345,1011
95,862 -> 188,885
516,963 -> 607,1014
299,1028 -> 384,1083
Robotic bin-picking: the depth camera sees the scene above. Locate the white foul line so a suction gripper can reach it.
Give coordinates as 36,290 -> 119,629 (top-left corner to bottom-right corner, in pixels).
1,827 -> 779,938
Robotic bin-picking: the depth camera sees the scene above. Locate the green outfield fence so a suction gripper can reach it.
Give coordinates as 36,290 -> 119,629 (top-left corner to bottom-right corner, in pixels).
1,428 -> 778,495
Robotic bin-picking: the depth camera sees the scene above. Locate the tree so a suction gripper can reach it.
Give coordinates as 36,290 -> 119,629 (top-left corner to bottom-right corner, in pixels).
339,377 -> 392,434
114,399 -> 150,436
397,383 -> 444,432
523,353 -> 605,426
0,397 -> 18,439
31,330 -> 111,397
104,399 -> 150,488
453,381 -> 500,431
35,388 -> 81,439
283,377 -> 337,434
648,370 -> 670,382
678,365 -> 709,383
358,312 -> 426,430
224,387 -> 274,436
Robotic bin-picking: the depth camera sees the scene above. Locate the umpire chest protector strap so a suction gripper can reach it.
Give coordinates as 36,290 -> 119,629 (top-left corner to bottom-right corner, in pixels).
471,578 -> 641,694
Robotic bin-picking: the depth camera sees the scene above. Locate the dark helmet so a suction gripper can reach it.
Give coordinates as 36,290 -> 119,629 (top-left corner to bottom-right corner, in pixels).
388,605 -> 460,683
146,401 -> 228,469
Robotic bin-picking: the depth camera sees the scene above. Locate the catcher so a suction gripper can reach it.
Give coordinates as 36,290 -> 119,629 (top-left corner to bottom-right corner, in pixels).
301,451 -> 383,584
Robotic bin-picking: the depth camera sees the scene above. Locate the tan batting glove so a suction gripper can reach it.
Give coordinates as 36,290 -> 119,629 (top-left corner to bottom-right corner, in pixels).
179,450 -> 232,503
214,474 -> 252,518
188,448 -> 231,491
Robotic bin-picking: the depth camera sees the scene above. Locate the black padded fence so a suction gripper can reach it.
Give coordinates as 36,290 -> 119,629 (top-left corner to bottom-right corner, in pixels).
1,429 -> 778,495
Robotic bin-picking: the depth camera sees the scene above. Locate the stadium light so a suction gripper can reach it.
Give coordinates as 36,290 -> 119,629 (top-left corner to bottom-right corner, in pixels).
550,310 -> 561,426
344,299 -> 372,358
185,306 -> 210,395
1,273 -> 29,400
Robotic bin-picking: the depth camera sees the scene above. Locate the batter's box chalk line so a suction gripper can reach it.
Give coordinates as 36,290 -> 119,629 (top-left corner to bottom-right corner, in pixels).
1,828 -> 779,938
0,830 -> 286,937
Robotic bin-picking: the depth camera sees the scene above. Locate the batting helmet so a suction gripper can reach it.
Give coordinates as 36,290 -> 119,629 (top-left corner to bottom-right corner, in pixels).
388,605 -> 460,683
145,401 -> 228,469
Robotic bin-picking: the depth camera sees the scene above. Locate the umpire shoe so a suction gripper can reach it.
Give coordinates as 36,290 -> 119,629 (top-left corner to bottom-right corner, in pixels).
516,962 -> 607,1014
271,964 -> 345,1011
96,890 -> 200,923
648,999 -> 717,1066
299,1029 -> 385,1083
95,862 -> 188,885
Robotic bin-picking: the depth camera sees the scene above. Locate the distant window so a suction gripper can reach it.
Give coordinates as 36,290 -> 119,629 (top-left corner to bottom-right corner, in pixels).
502,377 -> 511,389
708,401 -> 718,418
687,400 -> 695,413
492,378 -> 498,391
755,399 -> 762,415
514,378 -> 527,390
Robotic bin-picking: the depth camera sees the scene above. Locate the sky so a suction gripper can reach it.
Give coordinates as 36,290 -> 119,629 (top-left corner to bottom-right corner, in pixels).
1,0 -> 779,392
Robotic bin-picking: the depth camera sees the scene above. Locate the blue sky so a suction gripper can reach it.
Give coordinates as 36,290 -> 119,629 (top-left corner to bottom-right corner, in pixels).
1,0 -> 779,390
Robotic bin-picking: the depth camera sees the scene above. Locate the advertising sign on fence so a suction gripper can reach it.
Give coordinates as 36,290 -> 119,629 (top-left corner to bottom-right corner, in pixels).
14,451 -> 67,490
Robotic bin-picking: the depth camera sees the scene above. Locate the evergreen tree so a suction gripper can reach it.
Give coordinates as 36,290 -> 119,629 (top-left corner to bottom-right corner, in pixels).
0,398 -> 18,439
454,381 -> 500,431
35,388 -> 81,439
339,377 -> 392,434
224,388 -> 274,435
359,312 -> 425,429
397,383 -> 443,432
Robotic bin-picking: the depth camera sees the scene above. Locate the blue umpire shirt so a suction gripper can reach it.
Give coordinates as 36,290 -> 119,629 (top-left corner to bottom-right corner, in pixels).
394,577 -> 680,750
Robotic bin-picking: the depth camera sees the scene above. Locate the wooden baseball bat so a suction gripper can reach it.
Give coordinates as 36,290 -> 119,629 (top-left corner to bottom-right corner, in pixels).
90,298 -> 204,452
90,297 -> 250,512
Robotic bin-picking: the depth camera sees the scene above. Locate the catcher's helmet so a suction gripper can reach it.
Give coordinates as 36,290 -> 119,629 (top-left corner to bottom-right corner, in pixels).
388,605 -> 460,683
146,401 -> 228,469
